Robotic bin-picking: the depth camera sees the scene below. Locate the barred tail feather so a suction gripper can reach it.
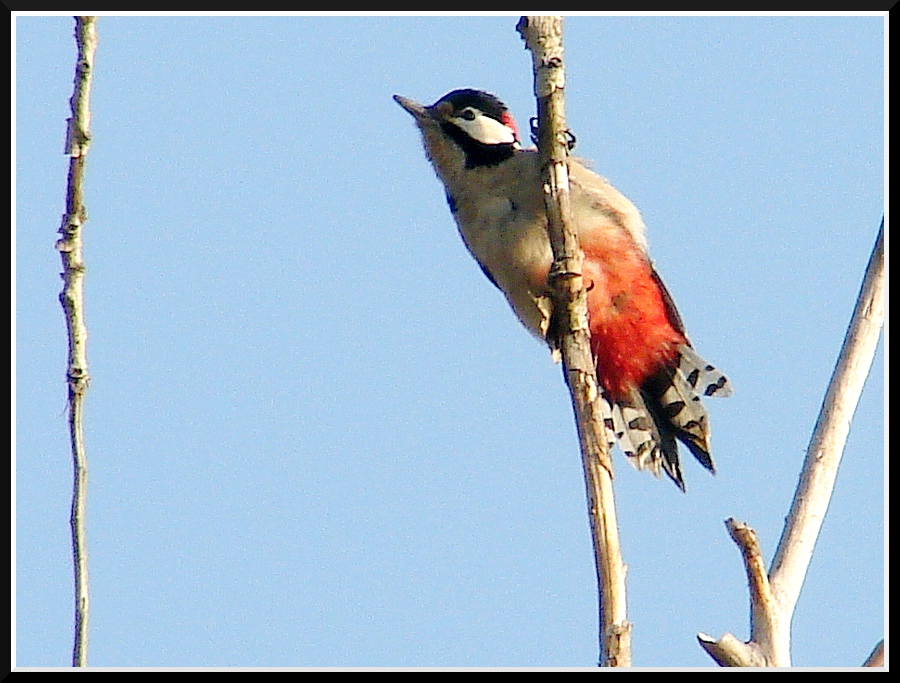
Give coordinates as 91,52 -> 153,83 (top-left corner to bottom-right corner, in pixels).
678,344 -> 733,399
605,344 -> 732,491
601,390 -> 661,476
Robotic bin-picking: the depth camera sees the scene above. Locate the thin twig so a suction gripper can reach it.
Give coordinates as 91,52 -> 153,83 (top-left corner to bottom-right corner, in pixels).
56,15 -> 98,668
517,16 -> 630,667
697,519 -> 780,667
726,520 -> 776,651
699,220 -> 884,666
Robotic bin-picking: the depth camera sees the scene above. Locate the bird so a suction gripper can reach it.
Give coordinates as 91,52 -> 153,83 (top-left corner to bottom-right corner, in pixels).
394,88 -> 732,491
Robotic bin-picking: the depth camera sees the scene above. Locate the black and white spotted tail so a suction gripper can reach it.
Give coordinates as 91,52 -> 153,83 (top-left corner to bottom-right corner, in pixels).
601,344 -> 732,491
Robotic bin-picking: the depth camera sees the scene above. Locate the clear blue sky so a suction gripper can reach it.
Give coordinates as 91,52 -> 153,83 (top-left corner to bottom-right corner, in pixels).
15,13 -> 884,668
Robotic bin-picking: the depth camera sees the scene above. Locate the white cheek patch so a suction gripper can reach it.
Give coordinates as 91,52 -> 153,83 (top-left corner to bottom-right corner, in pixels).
452,112 -> 517,146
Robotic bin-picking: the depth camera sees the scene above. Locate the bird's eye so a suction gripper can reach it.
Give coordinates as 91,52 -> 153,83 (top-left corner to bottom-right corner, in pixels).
459,108 -> 477,121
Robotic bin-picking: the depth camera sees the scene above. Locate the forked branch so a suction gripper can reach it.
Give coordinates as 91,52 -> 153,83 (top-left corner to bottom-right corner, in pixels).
700,221 -> 884,667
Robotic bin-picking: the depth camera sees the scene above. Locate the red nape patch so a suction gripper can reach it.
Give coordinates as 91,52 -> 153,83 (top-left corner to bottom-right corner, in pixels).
500,111 -> 520,143
583,240 -> 686,401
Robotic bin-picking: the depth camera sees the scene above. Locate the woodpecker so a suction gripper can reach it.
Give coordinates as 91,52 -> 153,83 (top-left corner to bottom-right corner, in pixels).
395,88 -> 732,491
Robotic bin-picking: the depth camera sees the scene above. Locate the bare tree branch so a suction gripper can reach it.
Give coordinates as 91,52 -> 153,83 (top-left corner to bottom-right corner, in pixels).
700,220 -> 884,666
769,220 -> 885,609
517,16 -> 630,667
56,15 -> 98,668
697,631 -> 767,667
863,639 -> 884,667
697,519 -> 783,667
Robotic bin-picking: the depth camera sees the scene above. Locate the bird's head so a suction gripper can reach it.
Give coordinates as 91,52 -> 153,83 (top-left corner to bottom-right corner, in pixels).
394,89 -> 521,169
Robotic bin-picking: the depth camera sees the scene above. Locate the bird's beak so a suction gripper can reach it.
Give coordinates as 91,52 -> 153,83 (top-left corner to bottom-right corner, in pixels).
393,95 -> 429,120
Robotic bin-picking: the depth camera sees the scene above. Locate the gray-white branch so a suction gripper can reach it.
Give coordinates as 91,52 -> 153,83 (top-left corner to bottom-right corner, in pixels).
517,15 -> 631,667
699,220 -> 884,666
57,15 -> 98,669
